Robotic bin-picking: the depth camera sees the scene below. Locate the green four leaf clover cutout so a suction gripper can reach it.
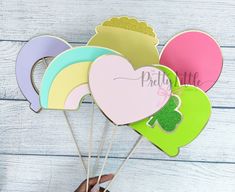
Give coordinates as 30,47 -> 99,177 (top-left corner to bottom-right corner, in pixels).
147,95 -> 182,132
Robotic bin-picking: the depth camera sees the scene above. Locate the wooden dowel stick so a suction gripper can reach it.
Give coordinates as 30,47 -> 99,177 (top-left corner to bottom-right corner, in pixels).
42,58 -> 87,173
63,111 -> 87,173
104,136 -> 144,192
96,124 -> 118,185
86,101 -> 95,192
92,119 -> 109,176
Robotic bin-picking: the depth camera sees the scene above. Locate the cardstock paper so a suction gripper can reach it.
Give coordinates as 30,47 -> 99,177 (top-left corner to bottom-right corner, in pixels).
160,31 -> 223,92
16,35 -> 71,112
89,55 -> 171,125
40,46 -> 118,109
130,65 -> 211,156
88,16 -> 160,69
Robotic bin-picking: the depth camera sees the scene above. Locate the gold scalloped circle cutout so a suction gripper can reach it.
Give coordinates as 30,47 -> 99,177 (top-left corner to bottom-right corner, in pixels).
102,16 -> 157,39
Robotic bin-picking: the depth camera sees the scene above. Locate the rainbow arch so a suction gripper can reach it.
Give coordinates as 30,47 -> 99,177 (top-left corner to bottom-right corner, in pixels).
40,46 -> 118,110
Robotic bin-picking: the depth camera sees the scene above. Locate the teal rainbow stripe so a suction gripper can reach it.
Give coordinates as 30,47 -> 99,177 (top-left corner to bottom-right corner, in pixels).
40,46 -> 117,108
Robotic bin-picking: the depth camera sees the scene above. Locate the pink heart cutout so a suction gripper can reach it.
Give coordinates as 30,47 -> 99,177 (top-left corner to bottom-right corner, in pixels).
89,55 -> 171,125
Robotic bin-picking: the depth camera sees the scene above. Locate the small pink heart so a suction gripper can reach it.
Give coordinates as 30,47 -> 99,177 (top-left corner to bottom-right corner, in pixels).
89,55 -> 171,125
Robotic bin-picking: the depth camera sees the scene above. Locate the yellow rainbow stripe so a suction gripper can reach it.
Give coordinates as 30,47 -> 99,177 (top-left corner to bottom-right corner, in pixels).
48,62 -> 90,109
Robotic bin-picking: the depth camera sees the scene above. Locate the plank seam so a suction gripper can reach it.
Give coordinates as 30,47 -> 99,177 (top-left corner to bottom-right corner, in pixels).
1,39 -> 235,48
0,98 -> 234,109
0,153 -> 235,165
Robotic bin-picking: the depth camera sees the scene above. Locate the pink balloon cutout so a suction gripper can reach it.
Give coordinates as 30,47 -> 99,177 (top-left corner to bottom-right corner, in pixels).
16,36 -> 71,112
160,31 -> 223,92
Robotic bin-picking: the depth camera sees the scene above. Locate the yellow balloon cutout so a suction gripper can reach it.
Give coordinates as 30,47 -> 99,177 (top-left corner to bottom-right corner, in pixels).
87,17 -> 160,69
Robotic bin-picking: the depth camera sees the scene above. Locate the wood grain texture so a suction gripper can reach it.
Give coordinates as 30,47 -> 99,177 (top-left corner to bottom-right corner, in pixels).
1,0 -> 235,191
1,154 -> 235,192
1,0 -> 235,46
0,40 -> 233,107
0,100 -> 235,163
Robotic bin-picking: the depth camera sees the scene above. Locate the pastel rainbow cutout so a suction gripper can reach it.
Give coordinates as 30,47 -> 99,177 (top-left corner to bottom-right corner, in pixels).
48,62 -> 90,109
40,46 -> 118,110
64,84 -> 89,109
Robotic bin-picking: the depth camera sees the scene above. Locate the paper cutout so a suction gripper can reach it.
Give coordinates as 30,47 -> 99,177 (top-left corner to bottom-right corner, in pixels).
88,16 -> 160,69
48,62 -> 90,109
40,46 -> 118,110
147,95 -> 182,132
64,84 -> 89,109
15,35 -> 71,112
89,55 -> 171,125
160,30 -> 223,92
130,65 -> 211,157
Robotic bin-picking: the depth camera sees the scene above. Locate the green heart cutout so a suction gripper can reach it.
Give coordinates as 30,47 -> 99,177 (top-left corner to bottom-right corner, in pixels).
130,65 -> 211,157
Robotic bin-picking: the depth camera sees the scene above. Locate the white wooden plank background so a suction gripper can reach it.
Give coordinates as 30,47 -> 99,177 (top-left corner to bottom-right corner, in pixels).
1,0 -> 235,192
